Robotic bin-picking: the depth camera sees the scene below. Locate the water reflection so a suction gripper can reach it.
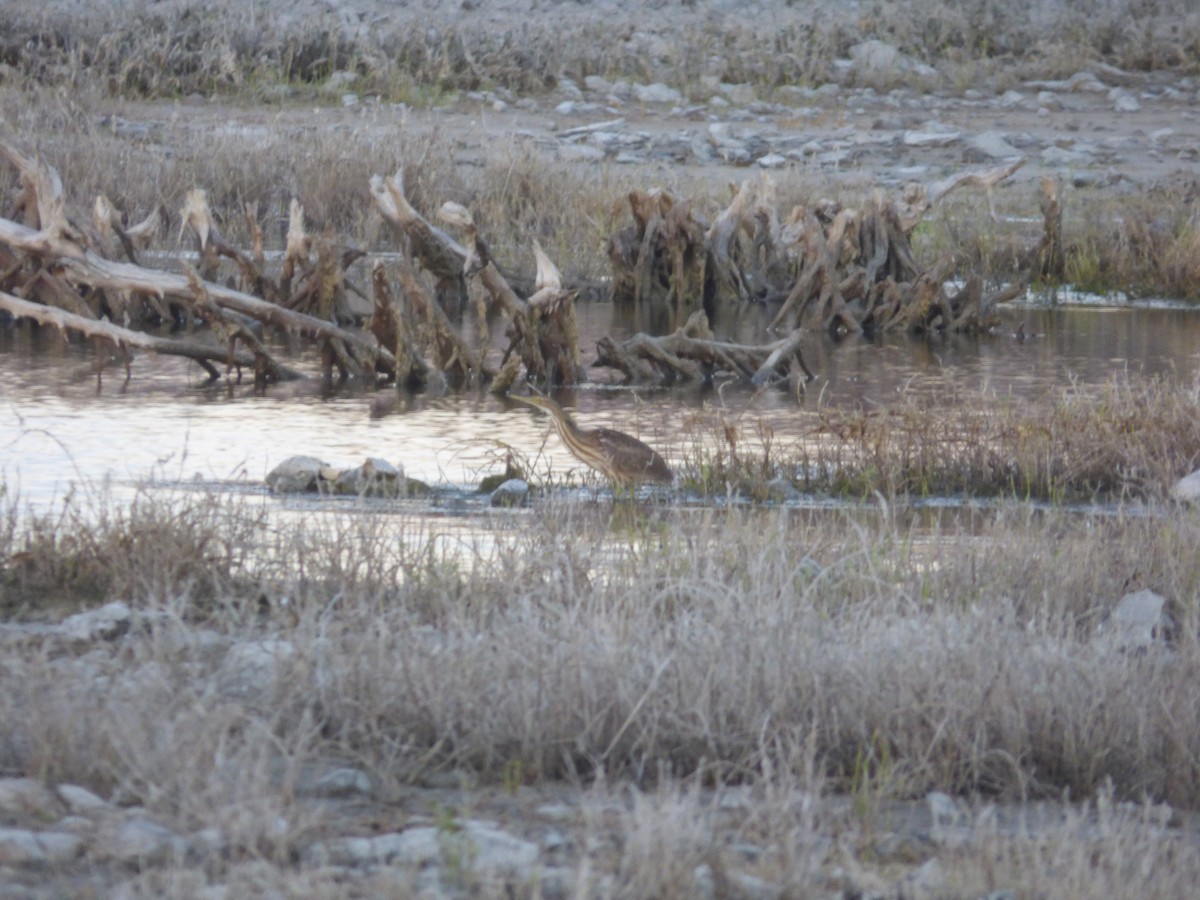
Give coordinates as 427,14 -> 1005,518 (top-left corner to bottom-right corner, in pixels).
2,300 -> 1199,510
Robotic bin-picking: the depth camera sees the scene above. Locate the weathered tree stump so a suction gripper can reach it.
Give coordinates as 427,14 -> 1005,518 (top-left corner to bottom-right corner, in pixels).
606,160 -> 1028,337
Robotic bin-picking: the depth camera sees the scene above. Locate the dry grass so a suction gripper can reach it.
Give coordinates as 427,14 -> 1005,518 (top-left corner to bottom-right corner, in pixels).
676,373 -> 1200,502
2,0 -> 1197,102
2,475 -> 1200,892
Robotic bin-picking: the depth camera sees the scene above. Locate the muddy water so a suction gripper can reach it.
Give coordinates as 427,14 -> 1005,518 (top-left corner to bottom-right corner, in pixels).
2,299 -> 1199,512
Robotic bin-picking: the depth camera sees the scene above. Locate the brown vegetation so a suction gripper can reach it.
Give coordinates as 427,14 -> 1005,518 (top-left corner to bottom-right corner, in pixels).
1,478 -> 1199,893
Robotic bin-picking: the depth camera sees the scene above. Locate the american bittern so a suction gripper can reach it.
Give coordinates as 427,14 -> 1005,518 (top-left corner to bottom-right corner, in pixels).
513,395 -> 673,489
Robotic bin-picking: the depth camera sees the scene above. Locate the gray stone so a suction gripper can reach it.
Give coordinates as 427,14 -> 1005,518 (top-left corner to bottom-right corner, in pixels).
1107,589 -> 1170,647
56,783 -> 110,814
333,457 -> 410,498
490,478 -> 530,508
632,82 -> 683,105
761,477 -> 800,501
1041,145 -> 1092,166
1110,88 -> 1140,112
306,821 -> 538,876
557,78 -> 583,100
266,455 -> 327,493
307,767 -> 374,799
0,828 -> 84,865
1036,90 -> 1063,110
558,143 -> 607,163
967,130 -> 1022,160
216,639 -> 296,703
583,75 -> 611,94
0,778 -> 64,818
59,601 -> 132,643
97,816 -> 182,864
460,820 -> 540,874
1170,468 -> 1200,502
997,90 -> 1027,109
847,40 -> 937,87
756,153 -> 787,169
903,129 -> 961,147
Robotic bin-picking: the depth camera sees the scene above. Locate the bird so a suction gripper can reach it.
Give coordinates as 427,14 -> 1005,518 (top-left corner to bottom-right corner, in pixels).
512,394 -> 673,491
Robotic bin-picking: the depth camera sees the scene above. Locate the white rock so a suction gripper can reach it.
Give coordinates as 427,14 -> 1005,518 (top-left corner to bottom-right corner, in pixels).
490,478 -> 530,508
1108,589 -> 1170,647
307,767 -> 374,799
0,778 -> 63,818
216,639 -> 296,703
968,130 -> 1022,160
1170,468 -> 1200,502
632,82 -> 683,105
266,456 -> 327,493
59,601 -> 132,643
461,820 -> 540,874
1110,88 -> 1140,112
997,90 -> 1027,109
96,817 -> 182,864
903,129 -> 961,147
756,153 -> 788,169
0,829 -> 84,865
56,783 -> 110,814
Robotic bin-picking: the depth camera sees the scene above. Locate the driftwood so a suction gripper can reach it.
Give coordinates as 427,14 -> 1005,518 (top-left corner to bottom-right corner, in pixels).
0,289 -> 302,383
368,170 -> 468,314
1036,175 -> 1064,280
607,160 -> 1030,337
435,200 -> 583,389
595,310 -> 814,388
0,143 -> 395,385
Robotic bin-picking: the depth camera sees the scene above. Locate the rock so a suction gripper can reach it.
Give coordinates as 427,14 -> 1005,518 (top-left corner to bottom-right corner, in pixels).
759,477 -> 801,502
56,783 -> 110,814
903,128 -> 961,147
0,828 -> 84,865
266,455 -> 327,493
583,75 -> 611,94
333,457 -> 410,497
59,601 -> 132,643
305,821 -> 538,876
216,639 -> 296,704
557,78 -> 583,100
558,143 -> 607,163
896,857 -> 948,899
847,40 -> 937,87
460,820 -> 540,874
1036,90 -> 1063,110
96,816 -> 182,865
304,767 -> 374,799
967,130 -> 1022,160
997,90 -> 1027,109
1110,88 -> 1140,112
1041,145 -> 1092,166
718,82 -> 758,105
490,478 -> 530,508
756,153 -> 787,169
1170,468 -> 1200,502
632,82 -> 683,105
0,778 -> 64,818
1106,589 -> 1171,647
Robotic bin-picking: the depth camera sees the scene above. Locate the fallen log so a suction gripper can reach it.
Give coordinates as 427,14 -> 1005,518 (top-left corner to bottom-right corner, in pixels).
0,289 -> 302,383
595,310 -> 813,387
0,214 -> 396,380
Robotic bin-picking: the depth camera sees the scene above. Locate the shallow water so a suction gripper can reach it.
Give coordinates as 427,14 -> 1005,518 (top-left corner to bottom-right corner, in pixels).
2,297 -> 1199,513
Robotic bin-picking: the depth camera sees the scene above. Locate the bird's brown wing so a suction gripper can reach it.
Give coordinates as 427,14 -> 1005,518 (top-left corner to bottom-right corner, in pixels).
593,428 -> 673,485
